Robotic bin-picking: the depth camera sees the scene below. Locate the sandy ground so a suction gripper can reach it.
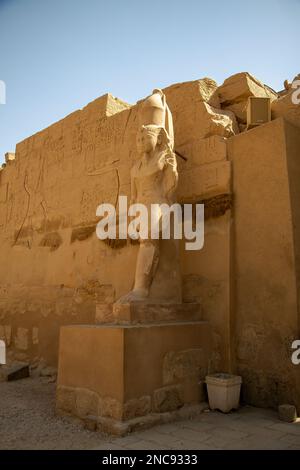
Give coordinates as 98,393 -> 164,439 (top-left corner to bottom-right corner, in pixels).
0,377 -> 299,450
0,377 -> 112,450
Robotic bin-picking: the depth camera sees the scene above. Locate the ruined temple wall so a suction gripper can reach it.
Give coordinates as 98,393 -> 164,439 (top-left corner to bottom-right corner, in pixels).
0,94 -> 137,364
284,120 -> 300,406
284,120 -> 300,329
181,212 -> 232,372
164,80 -> 233,373
228,118 -> 300,410
0,80 -> 234,366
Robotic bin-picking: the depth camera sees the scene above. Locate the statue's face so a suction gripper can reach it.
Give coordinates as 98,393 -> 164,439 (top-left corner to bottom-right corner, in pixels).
136,128 -> 159,154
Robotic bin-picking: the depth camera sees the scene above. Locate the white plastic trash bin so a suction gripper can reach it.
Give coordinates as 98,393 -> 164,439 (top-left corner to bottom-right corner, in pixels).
206,373 -> 242,413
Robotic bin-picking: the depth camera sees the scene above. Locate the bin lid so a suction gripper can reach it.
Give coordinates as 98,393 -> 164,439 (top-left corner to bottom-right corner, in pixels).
205,373 -> 242,386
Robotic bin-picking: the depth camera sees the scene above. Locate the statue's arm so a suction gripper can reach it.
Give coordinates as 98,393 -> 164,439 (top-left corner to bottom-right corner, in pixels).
164,154 -> 178,200
130,168 -> 137,205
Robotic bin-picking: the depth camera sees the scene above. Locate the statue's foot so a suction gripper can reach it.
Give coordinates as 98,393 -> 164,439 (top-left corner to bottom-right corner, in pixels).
116,288 -> 148,304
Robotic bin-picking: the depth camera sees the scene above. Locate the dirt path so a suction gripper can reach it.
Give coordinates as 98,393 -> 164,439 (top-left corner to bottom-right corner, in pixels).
0,377 -> 112,449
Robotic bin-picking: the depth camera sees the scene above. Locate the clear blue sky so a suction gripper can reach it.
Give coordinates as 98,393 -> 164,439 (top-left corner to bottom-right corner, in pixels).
0,0 -> 299,162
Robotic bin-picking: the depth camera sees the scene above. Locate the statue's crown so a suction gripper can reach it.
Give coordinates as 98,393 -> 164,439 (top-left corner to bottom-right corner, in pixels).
139,89 -> 165,127
138,89 -> 174,148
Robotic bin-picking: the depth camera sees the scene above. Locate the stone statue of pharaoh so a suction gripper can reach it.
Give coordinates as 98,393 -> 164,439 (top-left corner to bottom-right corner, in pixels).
117,89 -> 179,303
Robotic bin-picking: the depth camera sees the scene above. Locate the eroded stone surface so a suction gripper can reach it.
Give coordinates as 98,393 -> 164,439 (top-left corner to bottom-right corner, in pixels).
99,396 -> 123,420
271,90 -> 300,129
218,72 -> 277,124
278,404 -> 297,423
163,348 -> 204,385
218,72 -> 277,105
56,385 -> 76,414
153,385 -> 184,413
123,396 -> 152,420
75,388 -> 99,417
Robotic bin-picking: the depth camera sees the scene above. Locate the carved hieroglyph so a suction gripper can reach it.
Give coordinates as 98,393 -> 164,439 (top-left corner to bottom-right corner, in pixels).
117,89 -> 180,303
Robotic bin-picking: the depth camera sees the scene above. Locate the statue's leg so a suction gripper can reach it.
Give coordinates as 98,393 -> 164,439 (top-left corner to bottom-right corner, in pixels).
133,239 -> 159,297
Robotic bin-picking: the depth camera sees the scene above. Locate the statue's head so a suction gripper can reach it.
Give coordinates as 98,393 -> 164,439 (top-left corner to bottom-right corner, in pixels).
136,125 -> 169,155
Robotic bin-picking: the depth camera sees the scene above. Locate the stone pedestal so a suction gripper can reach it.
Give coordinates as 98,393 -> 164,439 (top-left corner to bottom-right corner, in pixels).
56,305 -> 212,435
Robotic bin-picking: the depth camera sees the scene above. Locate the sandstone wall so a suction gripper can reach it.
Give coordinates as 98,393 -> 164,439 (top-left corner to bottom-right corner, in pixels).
228,118 -> 300,410
0,80 -> 234,367
1,72 -> 299,411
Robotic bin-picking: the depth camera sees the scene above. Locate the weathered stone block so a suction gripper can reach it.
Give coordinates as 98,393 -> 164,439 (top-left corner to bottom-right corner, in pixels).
164,78 -> 220,110
99,396 -> 123,420
83,415 -> 98,431
57,321 -> 211,432
196,102 -> 239,139
56,385 -> 76,414
178,160 -> 231,202
153,384 -> 184,413
278,404 -> 297,423
95,303 -> 114,323
83,93 -> 131,118
218,72 -> 277,105
40,366 -> 57,377
192,135 -> 227,166
222,101 -> 248,124
123,395 -> 151,420
271,91 -> 300,129
75,387 -> 99,417
218,73 -> 277,124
